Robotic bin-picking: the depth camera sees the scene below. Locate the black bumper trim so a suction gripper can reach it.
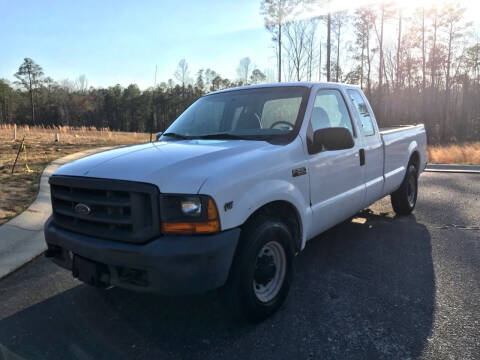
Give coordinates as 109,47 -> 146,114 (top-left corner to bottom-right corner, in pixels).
44,217 -> 240,295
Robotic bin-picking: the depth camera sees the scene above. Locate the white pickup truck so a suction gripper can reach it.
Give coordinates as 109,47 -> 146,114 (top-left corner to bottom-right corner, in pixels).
44,83 -> 427,322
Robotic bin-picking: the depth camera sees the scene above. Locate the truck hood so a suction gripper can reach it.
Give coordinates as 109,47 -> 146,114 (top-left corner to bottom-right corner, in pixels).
53,140 -> 272,193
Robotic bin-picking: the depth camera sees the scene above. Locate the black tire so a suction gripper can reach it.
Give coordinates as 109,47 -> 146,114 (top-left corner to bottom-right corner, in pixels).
223,214 -> 295,323
391,164 -> 418,215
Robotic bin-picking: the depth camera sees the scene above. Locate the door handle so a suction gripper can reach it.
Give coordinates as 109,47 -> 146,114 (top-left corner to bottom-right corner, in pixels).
359,149 -> 365,166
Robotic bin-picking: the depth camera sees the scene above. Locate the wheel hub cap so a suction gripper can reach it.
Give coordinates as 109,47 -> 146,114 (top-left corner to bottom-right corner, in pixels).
254,253 -> 276,286
253,241 -> 287,303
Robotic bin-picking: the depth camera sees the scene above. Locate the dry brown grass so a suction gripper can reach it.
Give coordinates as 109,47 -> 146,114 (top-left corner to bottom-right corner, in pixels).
427,142 -> 480,165
0,125 -> 149,225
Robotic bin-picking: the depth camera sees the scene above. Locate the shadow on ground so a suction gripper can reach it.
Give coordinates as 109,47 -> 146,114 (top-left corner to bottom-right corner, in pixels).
0,210 -> 435,360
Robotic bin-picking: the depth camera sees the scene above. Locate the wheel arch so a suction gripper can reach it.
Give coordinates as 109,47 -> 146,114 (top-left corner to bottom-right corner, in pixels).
407,141 -> 420,170
409,150 -> 421,172
242,200 -> 304,254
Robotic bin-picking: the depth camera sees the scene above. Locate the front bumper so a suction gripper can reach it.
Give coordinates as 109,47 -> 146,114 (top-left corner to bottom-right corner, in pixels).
44,217 -> 240,295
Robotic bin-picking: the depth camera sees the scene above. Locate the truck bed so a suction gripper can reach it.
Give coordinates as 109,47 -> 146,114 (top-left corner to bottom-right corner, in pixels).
379,123 -> 427,196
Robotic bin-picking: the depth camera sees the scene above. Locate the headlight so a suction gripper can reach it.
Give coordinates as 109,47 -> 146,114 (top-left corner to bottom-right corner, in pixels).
181,198 -> 202,216
160,194 -> 220,235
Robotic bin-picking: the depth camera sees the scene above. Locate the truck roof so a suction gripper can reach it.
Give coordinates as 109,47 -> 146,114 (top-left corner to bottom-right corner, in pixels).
207,82 -> 360,96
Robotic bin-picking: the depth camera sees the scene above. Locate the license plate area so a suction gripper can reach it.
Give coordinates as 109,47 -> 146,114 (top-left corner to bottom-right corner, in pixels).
72,255 -> 109,287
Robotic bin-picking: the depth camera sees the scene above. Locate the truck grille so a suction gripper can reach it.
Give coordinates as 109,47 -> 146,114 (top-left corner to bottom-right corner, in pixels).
49,176 -> 160,243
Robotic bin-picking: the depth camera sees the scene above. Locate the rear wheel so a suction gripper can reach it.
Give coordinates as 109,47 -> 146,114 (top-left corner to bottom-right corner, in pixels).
391,164 -> 418,215
224,215 -> 294,323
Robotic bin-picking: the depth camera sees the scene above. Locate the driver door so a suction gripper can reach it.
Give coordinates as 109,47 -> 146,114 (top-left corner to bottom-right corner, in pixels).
307,89 -> 366,237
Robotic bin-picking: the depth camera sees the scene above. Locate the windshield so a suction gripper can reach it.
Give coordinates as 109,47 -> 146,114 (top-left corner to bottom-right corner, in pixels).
163,86 -> 309,142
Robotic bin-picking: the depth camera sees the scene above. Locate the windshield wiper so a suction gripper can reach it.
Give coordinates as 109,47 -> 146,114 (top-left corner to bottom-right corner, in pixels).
193,133 -> 246,140
162,132 -> 190,140
164,132 -> 268,141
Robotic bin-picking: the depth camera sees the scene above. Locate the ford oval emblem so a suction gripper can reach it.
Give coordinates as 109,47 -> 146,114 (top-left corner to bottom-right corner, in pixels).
74,203 -> 91,215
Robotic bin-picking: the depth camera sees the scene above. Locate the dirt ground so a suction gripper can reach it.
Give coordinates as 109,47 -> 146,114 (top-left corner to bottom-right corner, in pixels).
0,125 -> 149,225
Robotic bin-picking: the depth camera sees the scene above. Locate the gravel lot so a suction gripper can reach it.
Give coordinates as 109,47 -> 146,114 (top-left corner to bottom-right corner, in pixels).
0,172 -> 479,360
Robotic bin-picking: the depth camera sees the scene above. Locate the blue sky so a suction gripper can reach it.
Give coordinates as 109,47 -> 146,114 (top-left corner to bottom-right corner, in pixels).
0,0 -> 274,88
2,0 -> 478,89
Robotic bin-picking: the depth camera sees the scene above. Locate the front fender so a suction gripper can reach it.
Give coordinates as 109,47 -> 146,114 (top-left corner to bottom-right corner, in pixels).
197,136 -> 311,250
204,178 -> 311,251
240,180 -> 310,247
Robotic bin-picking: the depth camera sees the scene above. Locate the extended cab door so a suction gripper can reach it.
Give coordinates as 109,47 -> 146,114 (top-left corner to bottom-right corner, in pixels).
306,88 -> 366,238
346,89 -> 385,207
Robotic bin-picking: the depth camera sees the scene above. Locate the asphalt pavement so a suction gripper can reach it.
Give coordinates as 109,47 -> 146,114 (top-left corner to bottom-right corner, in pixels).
0,172 -> 479,360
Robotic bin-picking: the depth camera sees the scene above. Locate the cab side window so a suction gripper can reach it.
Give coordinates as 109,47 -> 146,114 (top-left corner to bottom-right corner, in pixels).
347,89 -> 375,136
310,89 -> 354,136
261,97 -> 302,129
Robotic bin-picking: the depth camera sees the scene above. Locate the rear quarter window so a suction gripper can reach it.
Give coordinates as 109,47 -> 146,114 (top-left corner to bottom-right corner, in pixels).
347,89 -> 375,136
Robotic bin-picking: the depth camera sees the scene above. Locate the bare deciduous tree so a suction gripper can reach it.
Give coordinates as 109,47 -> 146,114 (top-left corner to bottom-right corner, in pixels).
261,0 -> 291,82
76,75 -> 88,93
442,2 -> 469,141
174,59 -> 190,98
174,59 -> 189,87
353,7 -> 375,94
237,57 -> 252,85
332,11 -> 348,82
283,17 -> 309,81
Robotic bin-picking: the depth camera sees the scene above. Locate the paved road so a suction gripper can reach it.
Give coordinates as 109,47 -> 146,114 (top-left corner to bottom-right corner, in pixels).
0,173 -> 479,360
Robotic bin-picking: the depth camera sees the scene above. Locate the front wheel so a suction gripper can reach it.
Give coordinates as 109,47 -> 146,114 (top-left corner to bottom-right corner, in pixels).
223,215 -> 294,323
391,164 -> 418,215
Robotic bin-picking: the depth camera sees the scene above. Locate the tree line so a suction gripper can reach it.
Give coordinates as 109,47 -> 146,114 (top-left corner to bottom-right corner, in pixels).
1,0 -> 479,144
0,57 -> 267,134
261,0 -> 480,143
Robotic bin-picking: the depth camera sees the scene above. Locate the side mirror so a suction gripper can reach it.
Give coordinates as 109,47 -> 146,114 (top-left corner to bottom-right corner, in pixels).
312,127 -> 354,152
155,132 -> 163,141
